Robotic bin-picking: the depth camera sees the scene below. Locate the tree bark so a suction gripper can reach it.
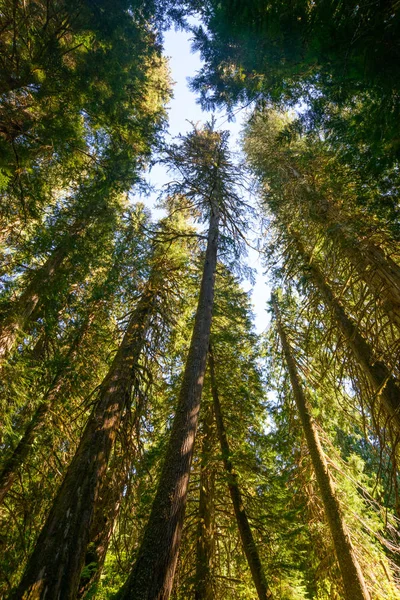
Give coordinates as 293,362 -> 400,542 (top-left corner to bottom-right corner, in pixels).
78,458 -> 125,598
0,313 -> 93,504
208,346 -> 273,600
12,286 -> 156,600
272,295 -> 370,600
116,203 -> 220,600
293,233 -> 400,429
194,401 -> 215,600
78,388 -> 147,597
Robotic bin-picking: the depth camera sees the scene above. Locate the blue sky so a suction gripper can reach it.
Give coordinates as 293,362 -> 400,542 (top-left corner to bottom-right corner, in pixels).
143,27 -> 271,333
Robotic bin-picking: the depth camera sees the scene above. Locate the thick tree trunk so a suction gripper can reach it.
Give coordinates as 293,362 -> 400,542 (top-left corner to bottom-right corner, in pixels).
12,287 -> 155,600
78,459 -> 125,598
0,314 -> 93,504
293,234 -> 400,428
272,296 -> 370,600
194,402 -> 215,600
78,391 -> 147,597
209,347 -> 273,600
116,205 -> 220,600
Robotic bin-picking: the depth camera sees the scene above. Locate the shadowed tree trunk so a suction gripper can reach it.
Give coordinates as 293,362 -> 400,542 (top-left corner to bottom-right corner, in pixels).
12,282 -> 158,600
78,385 -> 148,598
78,456 -> 126,598
272,295 -> 370,600
0,311 -> 94,504
209,346 -> 273,600
194,401 -> 215,600
292,232 -> 400,429
116,201 -> 220,600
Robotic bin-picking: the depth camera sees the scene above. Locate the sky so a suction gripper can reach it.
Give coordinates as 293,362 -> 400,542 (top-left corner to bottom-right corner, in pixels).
142,26 -> 271,333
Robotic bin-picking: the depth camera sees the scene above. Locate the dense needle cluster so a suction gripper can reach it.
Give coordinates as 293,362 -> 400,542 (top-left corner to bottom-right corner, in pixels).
1,2 -> 400,599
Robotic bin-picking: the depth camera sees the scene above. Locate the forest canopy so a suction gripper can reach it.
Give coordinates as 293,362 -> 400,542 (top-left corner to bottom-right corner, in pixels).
0,1 -> 400,599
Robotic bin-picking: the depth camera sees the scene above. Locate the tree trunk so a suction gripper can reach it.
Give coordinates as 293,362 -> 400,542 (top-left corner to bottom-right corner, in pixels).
194,401 -> 215,600
0,245 -> 68,363
12,286 -> 156,600
0,202 -> 110,364
78,458 -> 125,598
318,197 -> 400,329
0,313 -> 93,504
78,388 -> 147,598
293,233 -> 400,429
272,295 -> 370,600
116,204 -> 220,600
293,178 -> 400,329
208,346 -> 273,600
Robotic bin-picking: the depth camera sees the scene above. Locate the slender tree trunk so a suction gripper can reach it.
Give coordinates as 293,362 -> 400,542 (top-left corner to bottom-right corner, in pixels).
319,197 -> 400,329
272,295 -> 370,600
0,201 -> 110,364
0,246 -> 68,362
293,178 -> 400,328
208,347 -> 273,600
12,286 -> 156,600
116,204 -> 220,600
293,233 -> 400,428
194,402 -> 215,600
0,313 -> 93,504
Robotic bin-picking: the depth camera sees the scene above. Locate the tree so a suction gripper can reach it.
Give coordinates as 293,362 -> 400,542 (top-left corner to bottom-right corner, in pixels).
244,109 -> 400,330
272,293 -> 370,600
116,123 -> 247,600
187,0 -> 400,179
12,216 -> 189,599
209,344 -> 273,600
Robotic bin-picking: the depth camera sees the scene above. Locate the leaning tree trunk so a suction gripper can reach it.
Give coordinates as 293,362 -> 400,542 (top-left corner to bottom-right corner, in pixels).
0,312 -> 94,504
272,295 -> 370,600
116,203 -> 220,600
0,245 -> 68,363
0,197 -> 114,365
209,346 -> 273,600
292,233 -> 400,429
194,400 -> 215,600
289,168 -> 400,329
12,285 -> 156,600
0,206 -> 95,366
318,196 -> 400,329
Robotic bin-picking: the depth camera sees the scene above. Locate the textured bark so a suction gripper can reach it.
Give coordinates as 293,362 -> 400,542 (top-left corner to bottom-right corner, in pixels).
117,204 -> 220,600
294,234 -> 400,428
12,287 -> 155,600
209,347 -> 273,600
0,314 -> 93,504
194,402 -> 215,600
272,296 -> 370,600
78,391 -> 146,597
78,460 -> 125,598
